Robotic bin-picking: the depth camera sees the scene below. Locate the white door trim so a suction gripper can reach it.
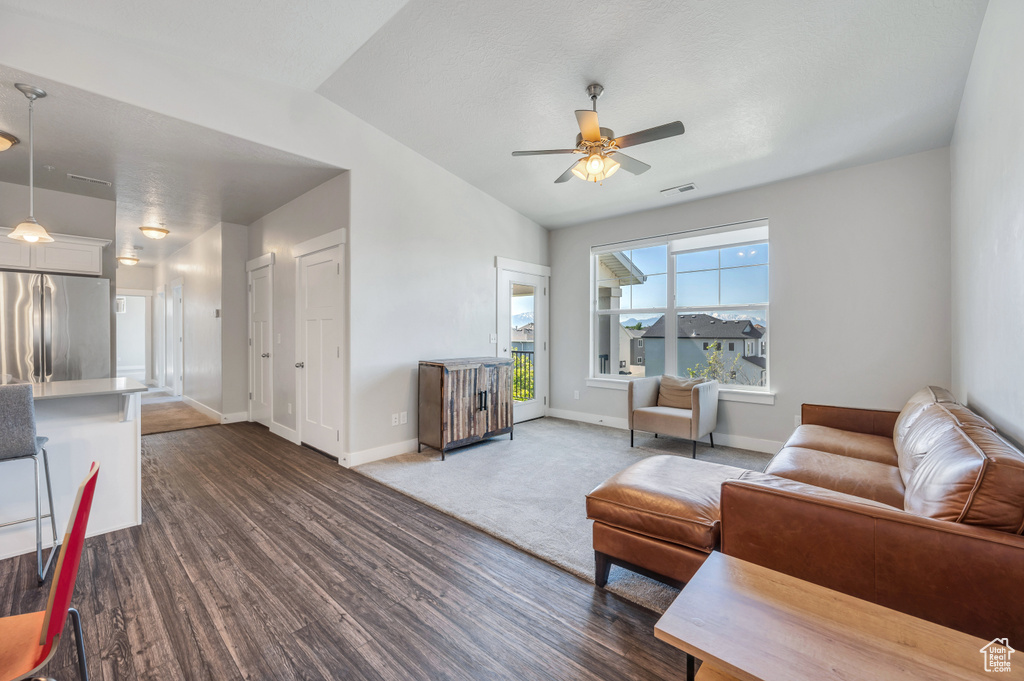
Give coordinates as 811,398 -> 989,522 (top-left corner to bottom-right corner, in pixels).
495,256 -> 551,278
497,265 -> 549,423
247,257 -> 274,426
169,278 -> 184,397
115,288 -> 154,385
294,243 -> 346,461
292,229 -> 347,258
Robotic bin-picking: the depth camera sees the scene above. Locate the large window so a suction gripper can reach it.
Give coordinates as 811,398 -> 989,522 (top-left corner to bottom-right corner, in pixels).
591,223 -> 769,390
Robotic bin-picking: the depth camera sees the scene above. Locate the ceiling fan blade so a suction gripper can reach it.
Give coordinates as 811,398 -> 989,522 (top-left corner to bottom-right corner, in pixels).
511,149 -> 579,156
575,110 -> 601,142
609,152 -> 651,175
555,160 -> 581,183
613,121 -> 685,149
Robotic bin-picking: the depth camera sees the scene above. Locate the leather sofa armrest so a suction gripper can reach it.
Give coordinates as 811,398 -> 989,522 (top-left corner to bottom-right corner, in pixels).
628,376 -> 661,429
691,380 -> 719,439
720,474 -> 1024,642
801,403 -> 899,437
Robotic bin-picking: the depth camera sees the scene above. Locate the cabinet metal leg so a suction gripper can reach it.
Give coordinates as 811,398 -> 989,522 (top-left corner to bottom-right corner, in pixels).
630,430 -> 634,447
686,653 -> 695,681
709,432 -> 715,448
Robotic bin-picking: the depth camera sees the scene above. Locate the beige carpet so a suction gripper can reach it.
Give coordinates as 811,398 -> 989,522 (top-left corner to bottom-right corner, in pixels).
355,417 -> 772,613
142,401 -> 219,435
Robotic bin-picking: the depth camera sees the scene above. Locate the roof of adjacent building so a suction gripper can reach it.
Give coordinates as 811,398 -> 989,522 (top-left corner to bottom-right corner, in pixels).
743,355 -> 767,369
622,326 -> 647,340
642,313 -> 765,340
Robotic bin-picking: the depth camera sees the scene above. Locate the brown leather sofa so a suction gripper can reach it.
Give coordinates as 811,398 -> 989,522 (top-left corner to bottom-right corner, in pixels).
586,387 -> 1024,641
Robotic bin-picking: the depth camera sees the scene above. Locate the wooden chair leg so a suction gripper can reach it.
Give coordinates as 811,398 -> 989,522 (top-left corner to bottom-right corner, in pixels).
595,551 -> 611,588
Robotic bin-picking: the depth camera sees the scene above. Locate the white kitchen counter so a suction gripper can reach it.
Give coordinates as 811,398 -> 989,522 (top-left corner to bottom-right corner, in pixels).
0,378 -> 146,560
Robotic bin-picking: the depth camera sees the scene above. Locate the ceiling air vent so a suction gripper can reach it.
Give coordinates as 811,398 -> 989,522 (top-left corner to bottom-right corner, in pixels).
67,173 -> 112,187
661,183 -> 696,196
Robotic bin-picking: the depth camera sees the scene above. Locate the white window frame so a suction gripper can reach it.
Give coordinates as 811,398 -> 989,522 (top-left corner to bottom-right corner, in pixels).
588,219 -> 772,402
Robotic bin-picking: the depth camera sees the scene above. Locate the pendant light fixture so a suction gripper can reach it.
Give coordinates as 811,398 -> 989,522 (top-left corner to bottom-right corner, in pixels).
7,84 -> 53,244
117,246 -> 141,266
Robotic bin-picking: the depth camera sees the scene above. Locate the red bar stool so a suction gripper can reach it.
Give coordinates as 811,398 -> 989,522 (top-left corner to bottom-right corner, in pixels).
0,462 -> 99,681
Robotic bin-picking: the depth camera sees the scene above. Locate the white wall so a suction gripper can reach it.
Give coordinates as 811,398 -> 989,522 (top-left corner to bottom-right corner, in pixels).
116,264 -> 154,290
950,0 -> 1024,446
155,225 -> 224,413
550,148 -> 952,449
220,222 -> 249,418
0,180 -> 118,371
248,173 -> 349,430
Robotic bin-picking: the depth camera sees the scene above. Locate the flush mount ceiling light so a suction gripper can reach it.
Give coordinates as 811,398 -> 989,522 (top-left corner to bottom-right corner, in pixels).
0,130 -> 19,152
512,83 -> 686,184
117,245 -> 141,266
139,224 -> 169,239
8,84 -> 54,243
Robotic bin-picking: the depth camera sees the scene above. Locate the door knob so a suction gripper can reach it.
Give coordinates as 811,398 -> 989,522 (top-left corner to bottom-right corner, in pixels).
295,362 -> 305,368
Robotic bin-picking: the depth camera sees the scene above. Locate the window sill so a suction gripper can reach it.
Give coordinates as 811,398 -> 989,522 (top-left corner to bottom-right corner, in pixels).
585,378 -> 776,405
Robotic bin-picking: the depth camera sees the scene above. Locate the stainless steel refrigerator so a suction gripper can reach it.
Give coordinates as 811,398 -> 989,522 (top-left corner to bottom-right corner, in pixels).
0,272 -> 111,383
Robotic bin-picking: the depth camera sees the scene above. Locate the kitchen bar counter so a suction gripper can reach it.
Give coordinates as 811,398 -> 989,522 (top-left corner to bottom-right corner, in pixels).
0,378 -> 145,560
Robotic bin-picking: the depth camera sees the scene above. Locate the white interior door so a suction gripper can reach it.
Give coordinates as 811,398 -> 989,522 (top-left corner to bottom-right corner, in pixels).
248,264 -> 273,426
297,246 -> 342,456
497,268 -> 548,423
155,290 -> 165,388
171,281 -> 183,397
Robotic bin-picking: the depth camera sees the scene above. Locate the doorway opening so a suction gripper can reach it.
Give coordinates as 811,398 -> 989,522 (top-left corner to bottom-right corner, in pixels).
115,292 -> 151,383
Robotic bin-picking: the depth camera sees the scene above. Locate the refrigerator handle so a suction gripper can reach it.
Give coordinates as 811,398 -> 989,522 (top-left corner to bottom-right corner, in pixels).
42,281 -> 52,381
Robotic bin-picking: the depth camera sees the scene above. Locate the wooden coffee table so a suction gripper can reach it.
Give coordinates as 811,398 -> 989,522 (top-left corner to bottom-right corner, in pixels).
654,552 -> 1013,680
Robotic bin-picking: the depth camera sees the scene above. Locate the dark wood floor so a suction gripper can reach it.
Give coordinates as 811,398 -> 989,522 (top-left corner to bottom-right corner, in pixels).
1,422 -> 688,680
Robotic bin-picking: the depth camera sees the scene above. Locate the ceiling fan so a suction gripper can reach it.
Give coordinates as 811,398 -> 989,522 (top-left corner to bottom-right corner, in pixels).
512,83 -> 685,184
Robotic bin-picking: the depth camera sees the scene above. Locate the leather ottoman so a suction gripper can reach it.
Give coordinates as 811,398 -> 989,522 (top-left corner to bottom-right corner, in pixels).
586,455 -> 750,587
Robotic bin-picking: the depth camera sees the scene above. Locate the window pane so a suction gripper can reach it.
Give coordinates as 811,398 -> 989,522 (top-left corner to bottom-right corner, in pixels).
721,264 -> 768,304
720,243 -> 768,268
595,313 -> 663,377
675,249 -> 719,273
629,245 -> 667,275
675,309 -> 767,387
623,273 -> 667,309
676,270 -> 719,307
596,249 -> 654,309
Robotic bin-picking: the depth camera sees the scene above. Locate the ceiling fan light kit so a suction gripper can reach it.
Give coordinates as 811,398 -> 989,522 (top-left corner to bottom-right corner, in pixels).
8,84 -> 55,243
512,83 -> 685,185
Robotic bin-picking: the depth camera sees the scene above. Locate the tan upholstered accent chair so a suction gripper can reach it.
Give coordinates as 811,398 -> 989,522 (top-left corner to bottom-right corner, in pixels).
628,376 -> 719,457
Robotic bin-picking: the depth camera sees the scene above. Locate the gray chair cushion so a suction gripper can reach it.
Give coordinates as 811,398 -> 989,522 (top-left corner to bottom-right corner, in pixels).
0,384 -> 39,460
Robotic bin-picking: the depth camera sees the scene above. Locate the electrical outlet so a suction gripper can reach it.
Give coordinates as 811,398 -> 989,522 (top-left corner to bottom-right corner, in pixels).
287,403 -> 293,415
573,390 -> 580,400
391,413 -> 399,426
489,333 -> 497,344
794,415 -> 801,427
400,411 -> 408,425
277,333 -> 282,344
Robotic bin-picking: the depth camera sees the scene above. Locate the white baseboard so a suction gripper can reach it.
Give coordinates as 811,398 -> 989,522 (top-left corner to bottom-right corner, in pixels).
347,438 -> 419,468
221,411 -> 248,424
546,409 -> 783,454
183,395 -> 221,421
547,408 -> 629,430
269,421 -> 301,445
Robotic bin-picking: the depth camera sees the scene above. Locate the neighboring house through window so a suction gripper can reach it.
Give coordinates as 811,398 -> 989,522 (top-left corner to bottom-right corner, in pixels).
591,221 -> 769,390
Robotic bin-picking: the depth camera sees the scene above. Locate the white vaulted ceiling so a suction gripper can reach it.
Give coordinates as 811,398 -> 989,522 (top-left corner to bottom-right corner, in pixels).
0,0 -> 410,90
0,0 -> 989,231
317,0 -> 987,227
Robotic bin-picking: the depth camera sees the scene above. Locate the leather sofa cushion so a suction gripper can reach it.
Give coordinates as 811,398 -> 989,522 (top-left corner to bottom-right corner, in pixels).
893,386 -> 956,450
658,375 -> 700,409
764,447 -> 905,508
633,406 -> 692,437
896,403 -> 995,485
904,425 -> 1024,533
785,424 -> 898,465
586,455 -> 747,553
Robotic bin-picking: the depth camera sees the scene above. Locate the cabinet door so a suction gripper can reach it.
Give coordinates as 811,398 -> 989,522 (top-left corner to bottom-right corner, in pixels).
477,363 -> 513,436
0,238 -> 32,270
33,241 -> 103,275
442,366 -> 478,448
